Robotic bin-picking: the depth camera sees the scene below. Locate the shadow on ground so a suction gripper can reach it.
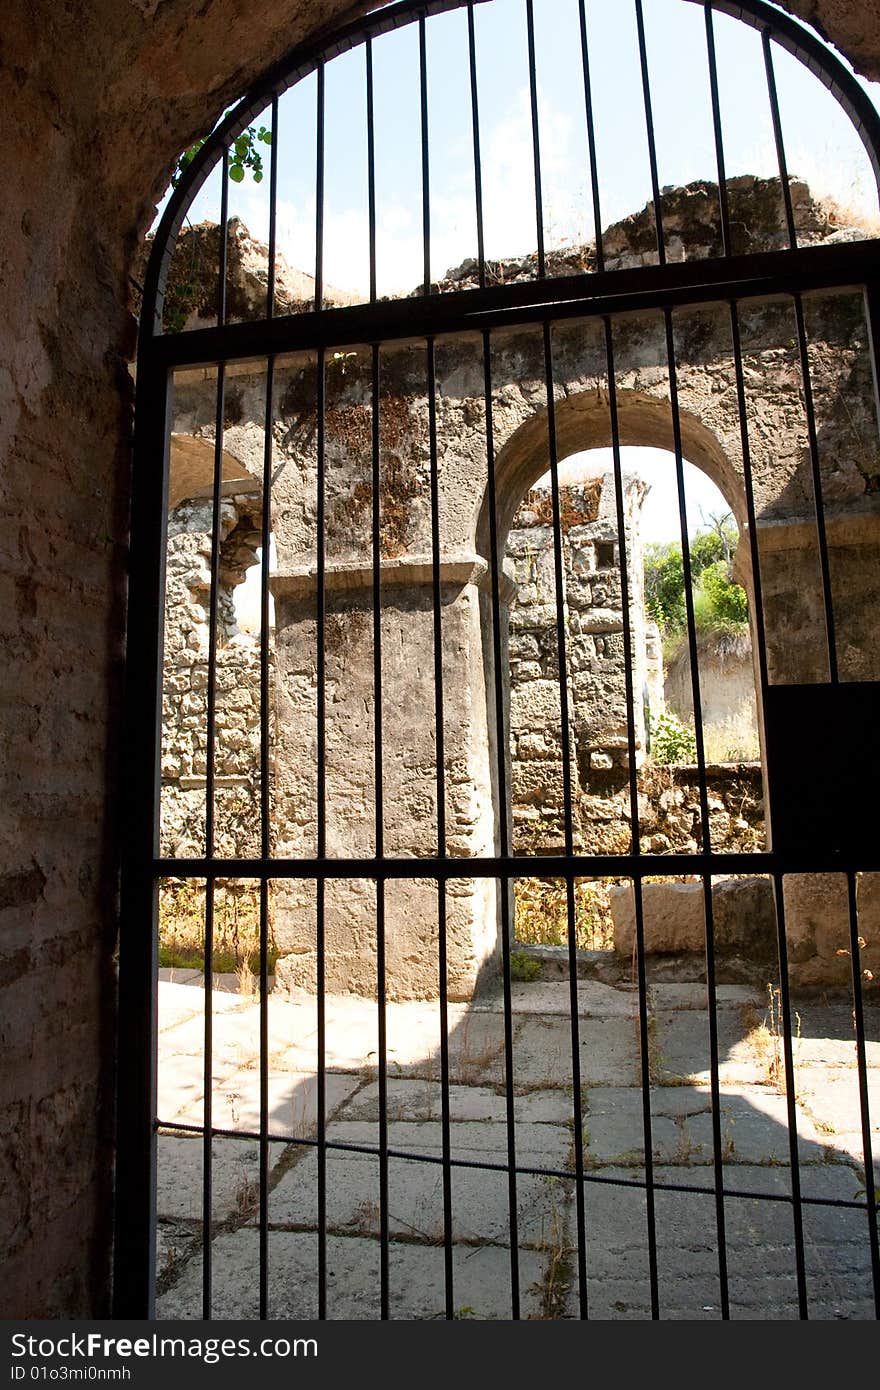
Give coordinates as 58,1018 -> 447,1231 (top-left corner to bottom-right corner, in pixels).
153,965 -> 879,1320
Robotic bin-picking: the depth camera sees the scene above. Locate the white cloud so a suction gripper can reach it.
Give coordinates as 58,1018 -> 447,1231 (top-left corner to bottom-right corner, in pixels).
224,83 -> 590,299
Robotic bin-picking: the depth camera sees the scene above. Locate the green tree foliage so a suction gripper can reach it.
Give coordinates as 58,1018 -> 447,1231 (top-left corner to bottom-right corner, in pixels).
644,514 -> 748,637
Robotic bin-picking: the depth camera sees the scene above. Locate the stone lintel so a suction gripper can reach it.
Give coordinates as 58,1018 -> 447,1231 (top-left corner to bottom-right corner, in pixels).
270,552 -> 517,604
172,775 -> 254,789
747,504 -> 880,554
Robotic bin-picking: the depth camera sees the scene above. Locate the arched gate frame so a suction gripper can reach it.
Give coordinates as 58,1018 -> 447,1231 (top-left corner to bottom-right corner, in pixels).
118,0 -> 880,1318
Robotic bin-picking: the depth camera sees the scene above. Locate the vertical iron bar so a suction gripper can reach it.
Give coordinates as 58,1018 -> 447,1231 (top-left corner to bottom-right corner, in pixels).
577,0 -> 604,272
763,32 -> 838,680
525,0 -> 546,278
112,350 -> 171,1316
481,328 -> 521,1318
201,339 -> 227,1320
315,63 -> 325,312
664,309 -> 711,831
467,3 -> 487,288
313,51 -> 329,1323
258,355 -> 275,1321
371,343 -> 389,1319
541,322 -> 588,1316
664,306 -> 729,1319
791,292 -> 839,683
427,337 -> 454,1317
366,38 -> 377,304
762,31 -> 797,249
634,0 -> 665,266
726,305 -> 797,1318
603,315 -> 660,1317
217,144 -> 229,328
845,871 -> 880,1313
863,283 -> 880,438
704,3 -> 732,258
316,347 -> 328,1319
420,16 -> 431,294
770,873 -> 810,1317
266,94 -> 279,319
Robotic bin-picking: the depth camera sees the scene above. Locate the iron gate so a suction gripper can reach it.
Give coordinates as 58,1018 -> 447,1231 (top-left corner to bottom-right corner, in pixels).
117,0 -> 880,1319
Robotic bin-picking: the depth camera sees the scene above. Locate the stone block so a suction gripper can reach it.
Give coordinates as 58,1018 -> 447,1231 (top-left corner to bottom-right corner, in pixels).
783,871 -> 880,987
611,877 -> 776,958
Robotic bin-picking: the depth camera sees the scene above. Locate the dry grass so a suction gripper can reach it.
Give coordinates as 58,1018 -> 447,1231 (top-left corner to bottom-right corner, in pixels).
514,877 -> 617,951
741,984 -> 801,1095
529,1178 -> 574,1319
158,878 -> 277,974
700,706 -> 761,763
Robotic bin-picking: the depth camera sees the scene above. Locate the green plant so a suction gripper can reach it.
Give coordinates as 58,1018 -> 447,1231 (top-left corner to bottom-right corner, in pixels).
648,709 -> 697,764
173,124 -> 273,189
510,950 -> 542,983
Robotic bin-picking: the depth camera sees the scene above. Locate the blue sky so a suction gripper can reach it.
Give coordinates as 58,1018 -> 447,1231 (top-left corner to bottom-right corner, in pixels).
169,0 -> 880,300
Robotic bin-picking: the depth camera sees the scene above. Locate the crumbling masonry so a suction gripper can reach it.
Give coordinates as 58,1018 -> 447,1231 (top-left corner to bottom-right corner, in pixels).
159,177 -> 880,998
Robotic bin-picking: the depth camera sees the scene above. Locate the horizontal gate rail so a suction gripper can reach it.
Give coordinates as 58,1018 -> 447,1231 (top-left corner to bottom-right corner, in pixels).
155,851 -> 880,878
152,1117 -> 877,1212
146,239 -> 880,370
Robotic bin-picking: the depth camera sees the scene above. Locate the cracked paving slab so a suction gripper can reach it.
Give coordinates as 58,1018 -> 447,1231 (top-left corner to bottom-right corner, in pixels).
154,980 -> 880,1319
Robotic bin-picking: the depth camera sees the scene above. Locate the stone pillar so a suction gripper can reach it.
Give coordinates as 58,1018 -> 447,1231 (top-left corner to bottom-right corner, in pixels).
270,555 -> 510,1000
752,505 -> 880,684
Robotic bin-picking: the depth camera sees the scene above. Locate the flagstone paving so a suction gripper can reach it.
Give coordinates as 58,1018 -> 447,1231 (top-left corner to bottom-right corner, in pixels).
154,969 -> 880,1320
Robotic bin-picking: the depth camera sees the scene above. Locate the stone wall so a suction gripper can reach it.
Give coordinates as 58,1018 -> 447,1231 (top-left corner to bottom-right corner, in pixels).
164,178 -> 880,1002
507,471 -> 649,853
0,0 -> 370,1322
610,872 -> 880,991
160,488 -> 271,863
664,632 -> 759,761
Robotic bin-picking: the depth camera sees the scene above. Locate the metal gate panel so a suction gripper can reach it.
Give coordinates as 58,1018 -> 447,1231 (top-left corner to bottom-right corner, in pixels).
116,0 -> 880,1320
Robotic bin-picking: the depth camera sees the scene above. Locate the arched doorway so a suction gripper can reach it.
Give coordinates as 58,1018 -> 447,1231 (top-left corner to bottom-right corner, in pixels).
119,0 -> 880,1319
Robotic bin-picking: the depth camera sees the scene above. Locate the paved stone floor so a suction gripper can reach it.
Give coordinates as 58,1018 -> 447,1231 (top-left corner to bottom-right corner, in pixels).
155,971 -> 880,1320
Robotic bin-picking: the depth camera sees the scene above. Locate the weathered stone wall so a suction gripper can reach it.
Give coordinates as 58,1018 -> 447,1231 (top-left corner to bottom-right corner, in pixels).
2,0 -> 879,1315
610,871 -> 880,991
0,0 -> 370,1322
507,472 -> 649,853
166,179 -> 880,999
160,488 -> 271,863
665,633 -> 759,759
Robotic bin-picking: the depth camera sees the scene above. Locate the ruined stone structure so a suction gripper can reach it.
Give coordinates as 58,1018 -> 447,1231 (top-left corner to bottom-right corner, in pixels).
611,871 -> 880,989
159,175 -> 880,1005
158,452 -> 768,932
161,479 -> 270,863
4,0 -> 880,1317
664,629 -> 759,759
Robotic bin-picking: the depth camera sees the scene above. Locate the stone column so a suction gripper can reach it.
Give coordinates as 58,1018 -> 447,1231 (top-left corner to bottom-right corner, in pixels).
270,554 -> 511,1000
